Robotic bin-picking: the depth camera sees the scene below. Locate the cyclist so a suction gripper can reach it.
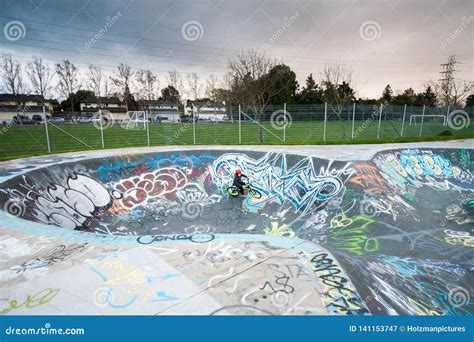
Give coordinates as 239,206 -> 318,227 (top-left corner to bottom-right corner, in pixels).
232,169 -> 248,195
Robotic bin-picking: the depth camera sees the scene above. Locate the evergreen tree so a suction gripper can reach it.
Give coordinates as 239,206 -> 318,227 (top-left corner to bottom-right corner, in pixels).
382,84 -> 393,104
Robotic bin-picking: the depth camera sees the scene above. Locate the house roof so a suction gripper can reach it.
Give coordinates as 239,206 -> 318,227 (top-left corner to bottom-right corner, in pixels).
148,108 -> 180,114
139,100 -> 178,107
189,100 -> 225,108
83,96 -> 123,105
0,105 -> 45,112
81,106 -> 127,113
0,94 -> 45,102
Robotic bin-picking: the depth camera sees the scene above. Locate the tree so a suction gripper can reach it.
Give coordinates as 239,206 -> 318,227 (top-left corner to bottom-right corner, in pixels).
87,64 -> 104,106
205,74 -> 218,100
27,56 -> 53,103
159,85 -> 181,104
414,85 -> 437,106
356,97 -> 379,105
228,49 -> 278,142
403,88 -> 415,101
111,63 -> 136,110
0,54 -> 23,98
60,89 -> 94,112
266,64 -> 298,104
392,93 -> 414,106
297,74 -> 324,104
320,62 -> 356,139
135,69 -> 159,102
186,72 -> 201,100
382,84 -> 393,104
55,60 -> 80,112
465,94 -> 474,108
167,70 -> 184,99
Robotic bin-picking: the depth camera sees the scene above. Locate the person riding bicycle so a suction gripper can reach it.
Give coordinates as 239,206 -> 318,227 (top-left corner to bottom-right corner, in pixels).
233,169 -> 248,195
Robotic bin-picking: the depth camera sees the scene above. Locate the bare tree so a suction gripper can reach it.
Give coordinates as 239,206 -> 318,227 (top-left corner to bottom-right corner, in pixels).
228,49 -> 277,142
167,70 -> 184,99
27,56 -> 53,103
110,63 -> 135,110
186,72 -> 201,100
55,60 -> 79,112
110,63 -> 133,94
135,69 -> 159,102
87,64 -> 104,106
1,53 -> 23,98
320,62 -> 357,140
205,74 -> 218,100
104,77 -> 110,99
430,79 -> 472,108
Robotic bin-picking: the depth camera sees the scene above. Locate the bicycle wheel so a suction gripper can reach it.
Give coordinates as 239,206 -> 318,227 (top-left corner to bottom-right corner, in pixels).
248,188 -> 262,199
227,186 -> 240,197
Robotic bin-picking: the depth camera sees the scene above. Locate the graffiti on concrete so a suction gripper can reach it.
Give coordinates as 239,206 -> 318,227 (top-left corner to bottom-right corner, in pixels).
0,288 -> 60,315
30,174 -> 121,230
211,152 -> 350,218
0,148 -> 472,315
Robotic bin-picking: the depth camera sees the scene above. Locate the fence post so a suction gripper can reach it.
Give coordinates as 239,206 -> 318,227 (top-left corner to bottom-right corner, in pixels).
238,104 -> 242,144
193,106 -> 196,144
377,103 -> 383,139
145,109 -> 150,146
445,105 -> 450,127
419,105 -> 426,136
323,102 -> 327,141
401,104 -> 407,137
283,102 -> 286,142
99,108 -> 105,149
43,105 -> 51,153
351,102 -> 356,140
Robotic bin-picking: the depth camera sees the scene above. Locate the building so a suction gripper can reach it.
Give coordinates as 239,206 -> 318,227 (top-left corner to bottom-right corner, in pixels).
185,100 -> 228,122
139,100 -> 181,123
0,94 -> 53,123
79,96 -> 128,121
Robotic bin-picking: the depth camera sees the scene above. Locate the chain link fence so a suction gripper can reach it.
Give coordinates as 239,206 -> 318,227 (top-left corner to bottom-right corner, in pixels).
1,103 -> 472,161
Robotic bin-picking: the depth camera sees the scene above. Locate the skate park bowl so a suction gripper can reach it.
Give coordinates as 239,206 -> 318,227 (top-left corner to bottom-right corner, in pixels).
0,143 -> 472,315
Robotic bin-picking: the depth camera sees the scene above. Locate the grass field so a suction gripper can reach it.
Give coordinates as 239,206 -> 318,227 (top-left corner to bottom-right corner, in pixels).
1,119 -> 473,161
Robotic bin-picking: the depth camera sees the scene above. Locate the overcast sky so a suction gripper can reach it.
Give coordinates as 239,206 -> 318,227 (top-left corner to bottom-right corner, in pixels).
1,0 -> 473,99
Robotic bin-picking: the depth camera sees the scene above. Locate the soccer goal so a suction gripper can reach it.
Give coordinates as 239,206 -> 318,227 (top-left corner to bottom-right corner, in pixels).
120,111 -> 148,129
409,114 -> 447,126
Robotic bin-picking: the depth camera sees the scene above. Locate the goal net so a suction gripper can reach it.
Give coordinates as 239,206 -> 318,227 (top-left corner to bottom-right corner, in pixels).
120,111 -> 147,130
409,114 -> 447,126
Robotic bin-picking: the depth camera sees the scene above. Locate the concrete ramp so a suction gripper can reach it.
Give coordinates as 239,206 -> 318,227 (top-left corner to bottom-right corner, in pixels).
0,146 -> 472,315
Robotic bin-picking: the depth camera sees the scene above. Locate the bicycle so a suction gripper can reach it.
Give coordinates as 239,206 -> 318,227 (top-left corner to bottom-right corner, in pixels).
227,182 -> 262,199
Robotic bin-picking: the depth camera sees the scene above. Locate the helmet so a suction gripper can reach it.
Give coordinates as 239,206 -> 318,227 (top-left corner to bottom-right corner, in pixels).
235,169 -> 241,175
